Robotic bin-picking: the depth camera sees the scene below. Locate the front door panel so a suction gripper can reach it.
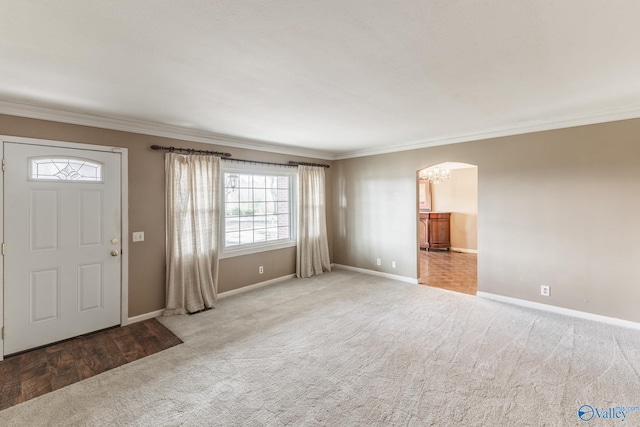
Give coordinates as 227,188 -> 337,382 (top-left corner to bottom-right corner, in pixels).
4,142 -> 122,355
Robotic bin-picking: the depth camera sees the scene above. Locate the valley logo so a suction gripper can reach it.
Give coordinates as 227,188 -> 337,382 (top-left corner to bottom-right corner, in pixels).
578,404 -> 640,422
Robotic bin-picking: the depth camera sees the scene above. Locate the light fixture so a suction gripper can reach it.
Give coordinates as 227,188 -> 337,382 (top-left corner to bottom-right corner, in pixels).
419,166 -> 450,184
225,173 -> 239,195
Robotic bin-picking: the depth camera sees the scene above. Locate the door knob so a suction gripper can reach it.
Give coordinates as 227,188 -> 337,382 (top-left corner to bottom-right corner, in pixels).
111,250 -> 119,257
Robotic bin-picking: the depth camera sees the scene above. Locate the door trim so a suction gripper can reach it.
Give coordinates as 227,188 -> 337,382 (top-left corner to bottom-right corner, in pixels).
0,135 -> 129,360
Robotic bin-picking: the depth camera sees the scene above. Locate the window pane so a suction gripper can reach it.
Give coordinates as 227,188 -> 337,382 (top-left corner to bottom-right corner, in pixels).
278,227 -> 290,239
239,189 -> 252,202
266,228 -> 278,240
225,189 -> 239,202
239,174 -> 251,187
226,231 -> 240,246
254,229 -> 266,242
254,202 -> 266,215
278,214 -> 289,227
266,215 -> 278,227
239,216 -> 253,230
277,189 -> 289,201
240,230 -> 254,244
277,202 -> 289,214
253,188 -> 266,202
225,217 -> 240,231
266,176 -> 277,188
239,202 -> 254,216
34,162 -> 59,177
225,173 -> 239,193
266,201 -> 276,214
226,203 -> 239,217
254,215 -> 266,229
223,171 -> 293,250
30,157 -> 103,182
267,188 -> 278,202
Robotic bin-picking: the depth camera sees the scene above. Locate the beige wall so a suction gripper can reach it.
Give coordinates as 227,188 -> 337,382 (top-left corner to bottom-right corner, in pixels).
5,112 -> 640,324
431,167 -> 478,251
332,118 -> 640,323
0,114 -> 333,317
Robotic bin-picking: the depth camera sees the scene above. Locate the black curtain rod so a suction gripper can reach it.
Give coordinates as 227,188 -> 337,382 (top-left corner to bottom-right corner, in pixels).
288,160 -> 330,168
223,158 -> 329,168
151,145 -> 232,157
151,145 -> 330,168
223,158 -> 296,169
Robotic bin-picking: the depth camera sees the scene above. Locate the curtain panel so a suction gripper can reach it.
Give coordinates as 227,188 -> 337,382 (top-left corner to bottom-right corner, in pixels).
297,165 -> 331,278
164,153 -> 220,315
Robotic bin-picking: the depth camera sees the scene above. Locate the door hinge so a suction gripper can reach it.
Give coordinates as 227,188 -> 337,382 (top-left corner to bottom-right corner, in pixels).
1,327 -> 4,340
1,158 -> 5,171
1,243 -> 4,255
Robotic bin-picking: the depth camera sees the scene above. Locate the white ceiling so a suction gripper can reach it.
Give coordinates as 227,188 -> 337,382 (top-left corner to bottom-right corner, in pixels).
422,162 -> 476,172
2,1 -> 640,160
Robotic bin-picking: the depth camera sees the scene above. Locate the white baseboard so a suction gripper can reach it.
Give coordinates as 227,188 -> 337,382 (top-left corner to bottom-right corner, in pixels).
128,309 -> 164,324
450,247 -> 478,254
127,275 -> 296,322
218,274 -> 296,299
477,291 -> 640,331
332,264 -> 418,284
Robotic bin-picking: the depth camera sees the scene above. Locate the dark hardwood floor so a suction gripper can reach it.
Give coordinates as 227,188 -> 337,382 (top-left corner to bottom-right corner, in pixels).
0,318 -> 181,411
420,250 -> 477,295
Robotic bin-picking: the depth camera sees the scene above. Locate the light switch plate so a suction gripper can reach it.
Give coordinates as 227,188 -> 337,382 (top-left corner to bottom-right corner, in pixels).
132,231 -> 145,242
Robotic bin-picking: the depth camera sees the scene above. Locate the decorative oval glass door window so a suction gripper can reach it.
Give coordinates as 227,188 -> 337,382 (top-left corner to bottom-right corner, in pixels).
29,157 -> 103,182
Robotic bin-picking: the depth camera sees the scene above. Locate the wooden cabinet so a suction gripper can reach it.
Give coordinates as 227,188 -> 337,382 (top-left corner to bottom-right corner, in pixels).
427,212 -> 450,250
419,212 -> 429,250
429,212 -> 451,251
419,212 -> 450,251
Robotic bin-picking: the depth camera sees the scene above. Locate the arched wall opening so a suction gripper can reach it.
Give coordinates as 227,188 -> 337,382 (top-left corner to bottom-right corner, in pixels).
416,162 -> 478,294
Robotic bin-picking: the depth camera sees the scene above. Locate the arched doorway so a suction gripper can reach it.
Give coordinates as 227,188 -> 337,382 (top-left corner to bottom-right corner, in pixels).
417,162 -> 478,295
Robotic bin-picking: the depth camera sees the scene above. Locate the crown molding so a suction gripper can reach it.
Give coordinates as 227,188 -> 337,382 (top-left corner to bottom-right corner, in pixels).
3,99 -> 640,162
0,100 -> 336,160
334,104 -> 640,159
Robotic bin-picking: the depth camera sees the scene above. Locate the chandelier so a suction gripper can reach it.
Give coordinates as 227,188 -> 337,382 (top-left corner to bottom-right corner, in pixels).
419,166 -> 450,184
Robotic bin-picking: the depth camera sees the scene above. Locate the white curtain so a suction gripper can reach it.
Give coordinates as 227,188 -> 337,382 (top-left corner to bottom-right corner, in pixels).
297,165 -> 331,278
164,153 -> 220,315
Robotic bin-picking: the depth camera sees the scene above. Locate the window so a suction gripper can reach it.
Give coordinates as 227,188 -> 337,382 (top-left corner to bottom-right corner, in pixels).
222,166 -> 296,255
30,157 -> 103,182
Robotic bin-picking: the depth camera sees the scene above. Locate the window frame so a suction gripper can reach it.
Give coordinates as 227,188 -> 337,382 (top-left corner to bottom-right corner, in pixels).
28,156 -> 104,183
219,162 -> 297,259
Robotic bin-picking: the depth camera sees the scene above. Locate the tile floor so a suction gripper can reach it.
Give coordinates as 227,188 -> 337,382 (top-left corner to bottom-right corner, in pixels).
0,318 -> 182,411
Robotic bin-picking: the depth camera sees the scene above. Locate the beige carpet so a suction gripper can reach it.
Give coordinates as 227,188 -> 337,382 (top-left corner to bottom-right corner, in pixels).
2,269 -> 640,426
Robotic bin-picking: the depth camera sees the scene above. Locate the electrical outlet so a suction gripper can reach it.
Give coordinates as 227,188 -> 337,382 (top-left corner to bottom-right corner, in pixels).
391,261 -> 396,269
259,266 -> 264,274
541,285 -> 550,297
132,231 -> 144,242
376,258 -> 381,266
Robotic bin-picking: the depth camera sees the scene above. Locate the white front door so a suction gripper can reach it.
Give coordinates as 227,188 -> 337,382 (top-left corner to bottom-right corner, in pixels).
3,142 -> 122,355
